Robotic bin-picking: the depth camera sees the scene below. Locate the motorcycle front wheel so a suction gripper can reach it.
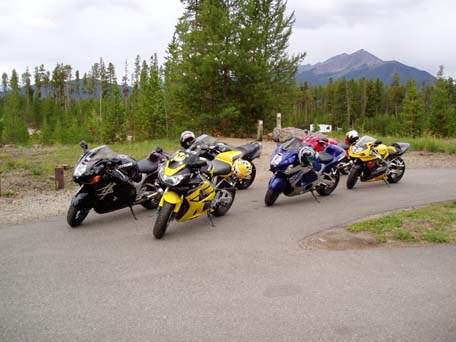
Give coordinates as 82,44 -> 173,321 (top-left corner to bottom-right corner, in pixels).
235,163 -> 256,190
387,157 -> 405,183
346,167 -> 360,189
67,205 -> 90,227
213,188 -> 236,217
264,188 -> 280,206
153,202 -> 175,239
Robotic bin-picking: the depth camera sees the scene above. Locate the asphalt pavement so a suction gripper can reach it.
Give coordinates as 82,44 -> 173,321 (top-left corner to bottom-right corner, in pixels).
1,169 -> 456,342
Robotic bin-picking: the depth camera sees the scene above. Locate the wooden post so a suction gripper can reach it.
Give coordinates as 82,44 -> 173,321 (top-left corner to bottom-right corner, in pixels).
276,113 -> 282,130
257,120 -> 263,141
55,165 -> 65,190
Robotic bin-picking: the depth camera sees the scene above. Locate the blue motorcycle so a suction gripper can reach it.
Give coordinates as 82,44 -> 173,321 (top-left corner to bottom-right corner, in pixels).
265,137 -> 346,206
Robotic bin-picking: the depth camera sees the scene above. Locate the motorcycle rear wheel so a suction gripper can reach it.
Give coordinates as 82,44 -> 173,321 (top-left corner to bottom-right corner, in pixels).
213,188 -> 236,217
153,202 -> 175,239
346,167 -> 360,189
264,188 -> 280,206
67,205 -> 90,228
387,157 -> 405,183
235,163 -> 256,190
316,168 -> 340,196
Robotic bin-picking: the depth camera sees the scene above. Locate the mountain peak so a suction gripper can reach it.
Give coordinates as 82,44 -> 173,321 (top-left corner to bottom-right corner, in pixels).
296,50 -> 436,86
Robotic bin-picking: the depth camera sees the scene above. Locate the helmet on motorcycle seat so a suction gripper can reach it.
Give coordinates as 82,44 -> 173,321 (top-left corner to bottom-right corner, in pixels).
346,130 -> 359,144
180,130 -> 195,149
233,159 -> 252,179
298,145 -> 317,166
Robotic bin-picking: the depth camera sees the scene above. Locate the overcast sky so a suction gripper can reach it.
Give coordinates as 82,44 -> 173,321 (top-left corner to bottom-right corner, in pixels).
1,0 -> 455,82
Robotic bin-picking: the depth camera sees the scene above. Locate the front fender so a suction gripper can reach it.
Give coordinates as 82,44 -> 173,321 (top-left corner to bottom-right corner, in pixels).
71,186 -> 95,210
159,190 -> 183,213
268,175 -> 290,193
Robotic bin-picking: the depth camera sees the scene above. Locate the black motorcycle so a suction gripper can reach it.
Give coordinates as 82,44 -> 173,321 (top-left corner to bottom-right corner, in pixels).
192,134 -> 262,190
67,141 -> 168,227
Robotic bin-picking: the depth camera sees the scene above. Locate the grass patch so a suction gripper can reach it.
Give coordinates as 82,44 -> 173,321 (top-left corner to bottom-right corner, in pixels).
346,202 -> 456,244
0,190 -> 16,197
0,139 -> 180,175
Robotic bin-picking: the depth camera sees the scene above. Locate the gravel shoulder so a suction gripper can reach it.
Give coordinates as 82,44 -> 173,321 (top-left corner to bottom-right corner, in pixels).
1,138 -> 456,227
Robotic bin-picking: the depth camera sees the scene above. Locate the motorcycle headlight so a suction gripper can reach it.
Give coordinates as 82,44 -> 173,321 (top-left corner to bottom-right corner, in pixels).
158,167 -> 185,186
73,163 -> 87,177
270,154 -> 282,167
351,145 -> 363,154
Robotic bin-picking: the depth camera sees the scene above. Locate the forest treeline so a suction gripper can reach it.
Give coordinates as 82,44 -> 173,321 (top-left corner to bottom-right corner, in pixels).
1,0 -> 455,146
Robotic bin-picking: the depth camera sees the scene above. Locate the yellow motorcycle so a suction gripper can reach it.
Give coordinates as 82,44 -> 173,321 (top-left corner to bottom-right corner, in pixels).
346,136 -> 410,189
153,144 -> 238,239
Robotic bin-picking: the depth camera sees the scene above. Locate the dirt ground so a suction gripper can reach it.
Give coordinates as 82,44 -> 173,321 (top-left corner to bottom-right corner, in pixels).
2,138 -> 456,249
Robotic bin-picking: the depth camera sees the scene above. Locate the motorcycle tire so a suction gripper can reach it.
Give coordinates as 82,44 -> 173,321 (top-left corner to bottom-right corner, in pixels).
264,188 -> 280,207
213,188 -> 236,217
346,168 -> 360,189
387,157 -> 405,183
235,163 -> 256,190
316,168 -> 340,196
153,202 -> 175,239
67,205 -> 90,228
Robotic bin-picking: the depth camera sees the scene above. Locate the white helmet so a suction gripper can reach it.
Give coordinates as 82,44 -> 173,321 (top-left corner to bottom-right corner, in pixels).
346,130 -> 359,144
180,130 -> 195,149
298,145 -> 316,166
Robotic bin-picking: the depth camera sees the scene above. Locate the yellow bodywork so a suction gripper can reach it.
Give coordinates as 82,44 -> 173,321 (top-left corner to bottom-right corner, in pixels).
348,142 -> 396,161
158,149 -> 235,223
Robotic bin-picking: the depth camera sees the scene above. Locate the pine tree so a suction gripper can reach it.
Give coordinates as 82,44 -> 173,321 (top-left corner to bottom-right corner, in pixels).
165,0 -> 305,135
401,80 -> 425,137
2,70 -> 29,144
429,66 -> 454,137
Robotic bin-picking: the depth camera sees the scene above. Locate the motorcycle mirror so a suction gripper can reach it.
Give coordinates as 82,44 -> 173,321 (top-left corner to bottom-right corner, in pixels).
155,146 -> 163,153
80,140 -> 88,152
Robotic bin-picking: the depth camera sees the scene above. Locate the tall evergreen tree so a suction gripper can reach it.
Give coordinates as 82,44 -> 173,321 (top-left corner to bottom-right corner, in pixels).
401,80 -> 425,137
2,70 -> 29,144
429,67 -> 455,137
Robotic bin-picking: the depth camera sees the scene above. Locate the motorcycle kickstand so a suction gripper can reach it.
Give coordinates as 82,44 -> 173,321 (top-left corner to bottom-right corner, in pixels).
129,205 -> 138,220
310,190 -> 320,203
207,212 -> 216,227
382,177 -> 390,187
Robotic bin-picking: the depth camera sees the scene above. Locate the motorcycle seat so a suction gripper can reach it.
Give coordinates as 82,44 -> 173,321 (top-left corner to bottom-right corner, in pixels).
318,152 -> 333,164
236,143 -> 260,160
138,159 -> 158,174
390,142 -> 410,156
210,159 -> 232,176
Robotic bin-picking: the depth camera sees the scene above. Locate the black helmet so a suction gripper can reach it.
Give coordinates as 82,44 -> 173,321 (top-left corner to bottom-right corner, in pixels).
180,130 -> 195,149
298,145 -> 317,166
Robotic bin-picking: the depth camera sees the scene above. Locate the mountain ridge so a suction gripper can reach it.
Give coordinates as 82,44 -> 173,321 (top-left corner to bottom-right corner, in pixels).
296,50 -> 436,86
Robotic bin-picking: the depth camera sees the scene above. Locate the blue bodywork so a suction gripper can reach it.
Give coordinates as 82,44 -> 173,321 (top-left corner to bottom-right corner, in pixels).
268,138 -> 345,196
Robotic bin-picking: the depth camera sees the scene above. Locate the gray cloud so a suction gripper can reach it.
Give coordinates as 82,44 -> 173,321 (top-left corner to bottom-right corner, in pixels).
291,0 -> 428,29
